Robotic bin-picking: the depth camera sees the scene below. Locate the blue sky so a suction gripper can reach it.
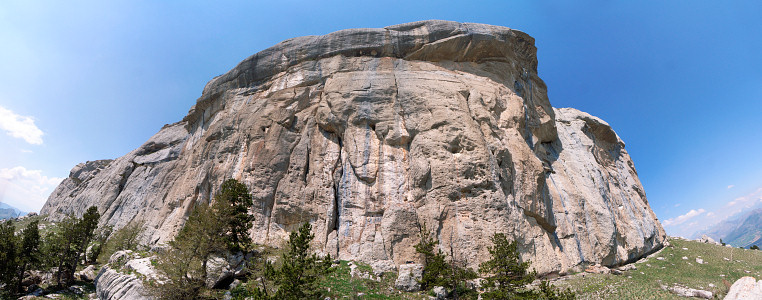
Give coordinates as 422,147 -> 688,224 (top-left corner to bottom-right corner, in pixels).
0,1 -> 760,237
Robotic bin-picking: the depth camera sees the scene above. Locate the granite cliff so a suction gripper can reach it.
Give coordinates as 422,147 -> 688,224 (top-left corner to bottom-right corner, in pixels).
41,20 -> 666,274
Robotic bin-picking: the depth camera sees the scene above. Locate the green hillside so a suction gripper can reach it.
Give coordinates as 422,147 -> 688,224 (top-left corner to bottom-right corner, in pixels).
555,237 -> 762,299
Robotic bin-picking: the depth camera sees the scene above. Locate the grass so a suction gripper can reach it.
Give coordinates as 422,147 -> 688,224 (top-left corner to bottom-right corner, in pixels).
12,214 -> 54,236
555,237 -> 762,299
320,261 -> 428,300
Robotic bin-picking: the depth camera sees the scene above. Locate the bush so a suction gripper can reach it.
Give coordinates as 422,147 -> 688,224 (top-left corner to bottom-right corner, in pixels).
97,220 -> 143,264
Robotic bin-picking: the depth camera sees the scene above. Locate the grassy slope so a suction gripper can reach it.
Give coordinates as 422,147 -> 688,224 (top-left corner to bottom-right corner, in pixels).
321,261 -> 428,300
555,237 -> 762,299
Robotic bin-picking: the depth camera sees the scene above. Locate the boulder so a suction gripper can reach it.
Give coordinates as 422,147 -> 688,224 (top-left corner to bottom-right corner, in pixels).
40,20 -> 666,275
698,235 -> 720,245
432,286 -> 447,299
725,277 -> 762,300
662,285 -> 712,299
206,256 -> 235,289
394,263 -> 423,292
75,265 -> 97,281
95,266 -> 152,300
94,251 -> 156,300
585,264 -> 611,274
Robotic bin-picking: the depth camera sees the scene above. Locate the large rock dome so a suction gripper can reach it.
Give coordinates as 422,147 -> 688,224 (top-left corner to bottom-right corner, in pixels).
41,20 -> 666,274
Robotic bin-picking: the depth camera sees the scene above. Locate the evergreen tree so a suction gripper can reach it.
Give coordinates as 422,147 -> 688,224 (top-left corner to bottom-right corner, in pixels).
414,225 -> 478,298
15,220 -> 41,293
154,202 -> 226,299
414,224 -> 449,290
479,233 -> 536,299
50,215 -> 78,287
46,206 -> 101,287
479,233 -> 574,300
255,223 -> 333,300
0,220 -> 18,290
214,179 -> 254,253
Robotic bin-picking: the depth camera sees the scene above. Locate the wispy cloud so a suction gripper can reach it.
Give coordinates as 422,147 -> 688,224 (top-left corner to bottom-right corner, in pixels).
725,188 -> 762,207
0,105 -> 44,145
728,185 -> 735,189
663,208 -> 706,227
0,166 -> 63,212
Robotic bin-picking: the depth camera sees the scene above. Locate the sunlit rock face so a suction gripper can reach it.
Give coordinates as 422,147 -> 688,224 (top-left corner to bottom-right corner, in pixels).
41,20 -> 666,274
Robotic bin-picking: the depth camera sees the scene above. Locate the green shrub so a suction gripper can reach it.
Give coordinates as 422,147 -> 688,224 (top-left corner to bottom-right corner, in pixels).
97,220 -> 143,264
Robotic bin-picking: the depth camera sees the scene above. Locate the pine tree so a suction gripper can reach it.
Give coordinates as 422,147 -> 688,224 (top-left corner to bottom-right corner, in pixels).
15,220 -> 41,293
414,224 -> 449,290
0,220 -> 18,290
214,179 -> 254,253
255,223 -> 333,300
479,233 -> 574,299
46,206 -> 101,287
478,233 -> 536,299
154,202 -> 227,299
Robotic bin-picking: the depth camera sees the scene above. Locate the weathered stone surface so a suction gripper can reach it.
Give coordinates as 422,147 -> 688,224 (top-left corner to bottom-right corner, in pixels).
75,265 -> 97,281
94,251 -> 155,300
662,284 -> 713,299
725,277 -> 762,300
206,256 -> 235,289
395,263 -> 423,292
95,267 -> 152,300
41,20 -> 665,274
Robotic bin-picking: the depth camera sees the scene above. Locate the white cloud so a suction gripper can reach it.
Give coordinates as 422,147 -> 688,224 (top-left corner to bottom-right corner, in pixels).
663,208 -> 706,227
0,105 -> 44,145
728,185 -> 735,189
0,166 -> 63,213
674,203 -> 681,207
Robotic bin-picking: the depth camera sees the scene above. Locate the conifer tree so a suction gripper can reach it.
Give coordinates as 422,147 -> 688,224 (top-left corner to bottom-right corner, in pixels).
414,224 -> 449,290
16,220 -> 41,293
214,179 -> 254,253
479,233 -> 536,299
254,223 -> 333,300
0,220 -> 18,289
479,233 -> 575,300
154,202 -> 226,299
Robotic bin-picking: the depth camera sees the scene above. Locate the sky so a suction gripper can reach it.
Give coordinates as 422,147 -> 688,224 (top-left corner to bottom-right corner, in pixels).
0,1 -> 760,237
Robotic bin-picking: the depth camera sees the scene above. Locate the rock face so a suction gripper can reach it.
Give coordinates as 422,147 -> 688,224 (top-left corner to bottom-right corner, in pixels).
725,277 -> 762,300
41,20 -> 666,274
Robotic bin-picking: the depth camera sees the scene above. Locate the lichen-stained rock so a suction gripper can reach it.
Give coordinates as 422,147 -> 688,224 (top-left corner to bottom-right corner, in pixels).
41,20 -> 666,274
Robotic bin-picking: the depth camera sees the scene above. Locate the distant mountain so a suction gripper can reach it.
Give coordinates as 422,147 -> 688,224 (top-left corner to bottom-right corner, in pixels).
695,208 -> 762,248
0,202 -> 25,220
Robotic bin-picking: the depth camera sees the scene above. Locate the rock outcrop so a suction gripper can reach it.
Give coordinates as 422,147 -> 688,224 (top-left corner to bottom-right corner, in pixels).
94,251 -> 155,300
41,20 -> 666,274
